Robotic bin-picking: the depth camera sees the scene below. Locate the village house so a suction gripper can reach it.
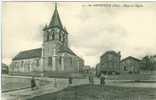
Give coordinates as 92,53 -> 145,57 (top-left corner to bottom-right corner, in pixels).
10,4 -> 84,75
120,56 -> 141,74
150,55 -> 156,68
97,50 -> 121,75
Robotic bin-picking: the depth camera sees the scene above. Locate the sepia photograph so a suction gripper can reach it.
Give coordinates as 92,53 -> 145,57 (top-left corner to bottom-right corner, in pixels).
1,1 -> 156,100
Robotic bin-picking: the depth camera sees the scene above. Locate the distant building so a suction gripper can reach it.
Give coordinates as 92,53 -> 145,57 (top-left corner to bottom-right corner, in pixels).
97,50 -> 121,75
10,4 -> 84,75
2,63 -> 9,74
120,56 -> 141,74
149,55 -> 156,73
82,65 -> 91,73
96,63 -> 101,76
89,67 -> 96,75
152,55 -> 156,61
150,55 -> 156,67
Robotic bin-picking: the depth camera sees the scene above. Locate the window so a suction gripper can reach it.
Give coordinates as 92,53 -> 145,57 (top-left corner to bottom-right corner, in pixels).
48,57 -> 52,66
70,58 -> 72,65
124,66 -> 127,71
27,62 -> 30,72
52,32 -> 55,40
21,61 -> 24,67
59,33 -> 61,41
14,62 -> 17,67
46,31 -> 50,41
49,33 -> 53,40
36,59 -> 40,67
47,35 -> 49,41
59,56 -> 62,64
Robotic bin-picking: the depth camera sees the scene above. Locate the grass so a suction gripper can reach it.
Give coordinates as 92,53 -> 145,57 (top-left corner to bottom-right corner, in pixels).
2,76 -> 49,92
2,77 -> 31,92
29,84 -> 156,100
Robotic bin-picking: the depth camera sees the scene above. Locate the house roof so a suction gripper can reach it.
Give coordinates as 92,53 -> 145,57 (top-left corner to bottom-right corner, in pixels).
121,56 -> 140,62
13,48 -> 42,60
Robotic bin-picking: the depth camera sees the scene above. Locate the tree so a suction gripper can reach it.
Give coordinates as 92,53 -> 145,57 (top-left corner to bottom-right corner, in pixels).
141,56 -> 153,71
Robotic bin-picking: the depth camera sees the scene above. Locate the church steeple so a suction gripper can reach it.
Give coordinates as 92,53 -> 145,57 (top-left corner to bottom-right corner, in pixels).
49,3 -> 63,28
43,3 -> 68,47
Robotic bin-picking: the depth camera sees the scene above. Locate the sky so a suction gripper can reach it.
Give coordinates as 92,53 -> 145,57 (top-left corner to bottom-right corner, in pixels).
2,2 -> 156,67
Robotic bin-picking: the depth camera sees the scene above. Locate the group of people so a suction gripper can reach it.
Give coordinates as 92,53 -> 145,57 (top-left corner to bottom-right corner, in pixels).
88,73 -> 106,87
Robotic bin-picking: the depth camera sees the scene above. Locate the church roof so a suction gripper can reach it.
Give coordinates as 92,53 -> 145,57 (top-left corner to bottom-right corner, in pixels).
13,46 -> 77,60
13,48 -> 42,60
58,46 -> 76,56
49,4 -> 63,28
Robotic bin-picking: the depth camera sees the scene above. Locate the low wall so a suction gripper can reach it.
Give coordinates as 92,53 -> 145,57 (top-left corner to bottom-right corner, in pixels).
106,74 -> 156,80
2,75 -> 50,92
9,72 -> 87,79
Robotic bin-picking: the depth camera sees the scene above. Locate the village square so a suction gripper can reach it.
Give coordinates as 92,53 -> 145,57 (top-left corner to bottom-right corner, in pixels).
2,2 -> 156,100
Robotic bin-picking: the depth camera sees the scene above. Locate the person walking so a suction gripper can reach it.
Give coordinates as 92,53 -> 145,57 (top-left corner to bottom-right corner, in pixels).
54,78 -> 57,88
68,76 -> 73,86
31,77 -> 36,90
89,73 -> 94,86
100,73 -> 105,87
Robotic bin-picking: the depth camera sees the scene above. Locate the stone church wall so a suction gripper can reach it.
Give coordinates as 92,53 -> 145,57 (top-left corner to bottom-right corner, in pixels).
10,58 -> 42,73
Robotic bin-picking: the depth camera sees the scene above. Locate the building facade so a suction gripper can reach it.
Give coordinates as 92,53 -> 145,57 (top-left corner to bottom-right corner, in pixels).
10,4 -> 84,74
97,50 -> 121,75
120,56 -> 141,74
10,48 -> 42,73
2,63 -> 9,74
82,65 -> 91,73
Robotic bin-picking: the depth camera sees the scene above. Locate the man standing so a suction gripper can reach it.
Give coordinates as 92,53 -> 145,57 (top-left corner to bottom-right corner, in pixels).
68,76 -> 73,86
89,72 -> 94,86
100,73 -> 105,87
31,77 -> 36,90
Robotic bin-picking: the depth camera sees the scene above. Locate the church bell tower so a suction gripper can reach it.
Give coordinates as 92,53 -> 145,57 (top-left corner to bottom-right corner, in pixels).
42,3 -> 68,71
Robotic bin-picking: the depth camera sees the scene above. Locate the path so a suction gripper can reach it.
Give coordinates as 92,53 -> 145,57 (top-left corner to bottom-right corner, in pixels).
2,75 -> 156,100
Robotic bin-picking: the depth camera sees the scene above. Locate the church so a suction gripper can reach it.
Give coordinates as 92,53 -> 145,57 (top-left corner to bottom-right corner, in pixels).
10,4 -> 84,75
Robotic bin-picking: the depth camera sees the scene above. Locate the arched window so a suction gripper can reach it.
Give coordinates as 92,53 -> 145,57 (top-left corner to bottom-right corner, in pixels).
47,33 -> 49,41
59,33 -> 61,41
59,56 -> 62,65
